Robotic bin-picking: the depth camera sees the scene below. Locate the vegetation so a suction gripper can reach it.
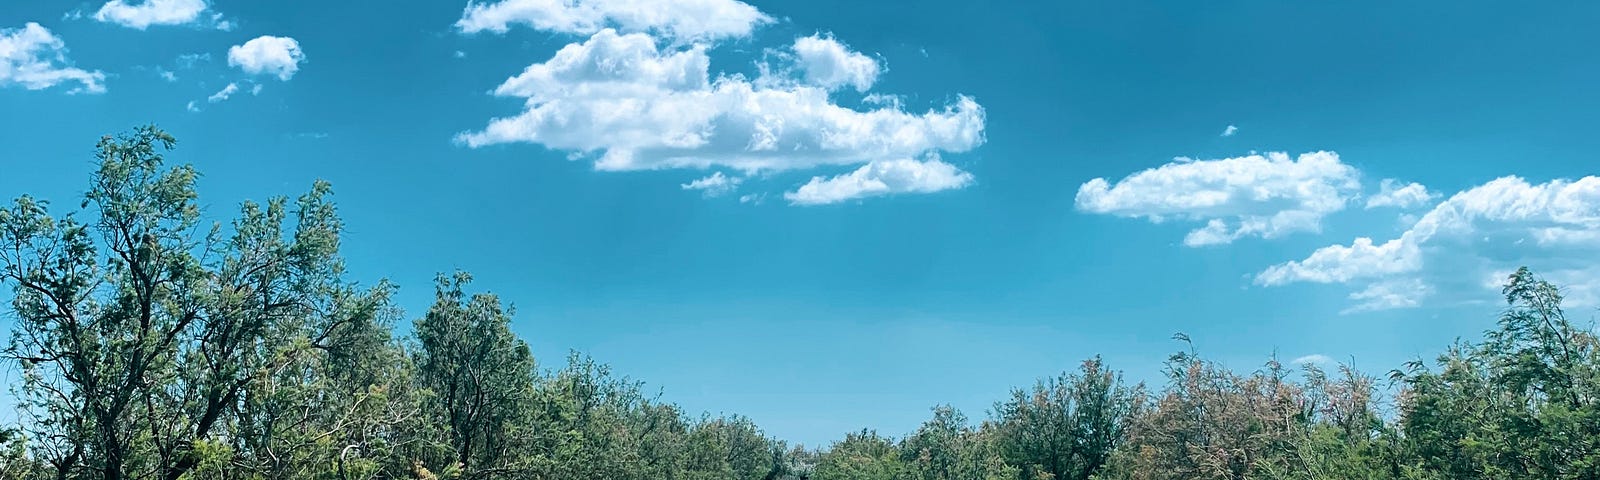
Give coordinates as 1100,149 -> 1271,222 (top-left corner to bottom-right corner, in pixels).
1,126 -> 1597,479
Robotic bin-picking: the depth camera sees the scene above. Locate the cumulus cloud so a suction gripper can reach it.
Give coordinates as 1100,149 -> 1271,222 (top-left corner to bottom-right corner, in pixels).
1075,152 -> 1361,246
789,35 -> 880,92
456,0 -> 771,40
92,0 -> 227,30
1221,125 -> 1237,137
457,28 -> 985,173
1260,175 -> 1600,310
0,23 -> 105,94
1366,179 -> 1436,209
228,36 -> 304,81
207,82 -> 238,103
784,157 -> 973,205
681,172 -> 742,197
1256,237 -> 1420,285
456,0 -> 983,205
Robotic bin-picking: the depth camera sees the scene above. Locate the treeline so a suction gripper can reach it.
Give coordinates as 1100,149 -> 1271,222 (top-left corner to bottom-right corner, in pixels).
0,127 -> 1596,480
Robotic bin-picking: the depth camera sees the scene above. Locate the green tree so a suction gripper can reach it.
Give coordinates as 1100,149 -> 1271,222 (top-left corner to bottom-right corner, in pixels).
412,272 -> 538,478
901,406 -> 965,480
0,126 -> 382,480
684,414 -> 781,480
813,430 -> 908,480
1397,267 -> 1600,480
993,357 -> 1141,480
901,407 -> 1017,480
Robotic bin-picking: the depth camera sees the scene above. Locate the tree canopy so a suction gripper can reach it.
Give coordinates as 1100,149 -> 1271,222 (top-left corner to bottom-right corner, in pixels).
2,126 -> 1598,479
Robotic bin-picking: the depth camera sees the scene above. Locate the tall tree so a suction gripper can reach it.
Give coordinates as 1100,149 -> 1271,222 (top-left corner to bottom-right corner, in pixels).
993,357 -> 1140,480
0,126 -> 395,480
812,430 -> 907,480
412,272 -> 538,478
1398,267 -> 1600,479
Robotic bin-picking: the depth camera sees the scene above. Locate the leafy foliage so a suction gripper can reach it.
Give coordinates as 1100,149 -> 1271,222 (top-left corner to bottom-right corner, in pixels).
5,127 -> 1600,480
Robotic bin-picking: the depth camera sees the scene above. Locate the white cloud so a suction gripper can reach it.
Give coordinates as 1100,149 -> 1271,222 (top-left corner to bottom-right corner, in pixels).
455,0 -> 981,205
157,68 -> 177,81
0,23 -> 105,94
250,84 -> 262,95
862,93 -> 901,107
1260,175 -> 1600,310
1342,278 -> 1431,313
1291,354 -> 1333,366
1221,125 -> 1237,137
1256,236 -> 1420,285
456,0 -> 771,40
1366,179 -> 1436,209
1075,151 -> 1361,246
175,52 -> 209,68
92,0 -> 225,30
790,34 -> 879,92
681,172 -> 742,197
456,29 -> 985,174
784,157 -> 973,205
207,82 -> 238,103
185,100 -> 199,112
228,36 -> 304,81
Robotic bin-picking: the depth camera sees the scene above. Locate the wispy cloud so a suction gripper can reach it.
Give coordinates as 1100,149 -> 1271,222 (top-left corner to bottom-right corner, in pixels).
92,0 -> 230,30
456,0 -> 772,41
0,23 -> 106,94
207,82 -> 239,103
681,172 -> 742,197
1076,151 -> 1361,246
1260,175 -> 1600,311
786,157 -> 973,205
1366,179 -> 1437,209
1291,354 -> 1333,366
1342,279 -> 1431,314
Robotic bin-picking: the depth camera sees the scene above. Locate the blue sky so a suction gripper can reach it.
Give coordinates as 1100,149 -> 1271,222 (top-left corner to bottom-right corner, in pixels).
4,0 -> 1600,447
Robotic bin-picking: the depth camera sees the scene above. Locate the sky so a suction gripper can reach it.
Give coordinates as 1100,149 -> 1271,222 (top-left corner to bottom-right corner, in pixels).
3,0 -> 1600,447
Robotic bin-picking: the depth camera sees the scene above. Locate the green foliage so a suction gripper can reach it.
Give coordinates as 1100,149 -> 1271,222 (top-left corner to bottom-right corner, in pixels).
813,430 -> 908,480
7,126 -> 1600,480
992,356 -> 1140,480
413,272 -> 538,477
1395,267 -> 1600,480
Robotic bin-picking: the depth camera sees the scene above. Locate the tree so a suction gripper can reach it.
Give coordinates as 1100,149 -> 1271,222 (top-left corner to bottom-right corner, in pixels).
901,407 -> 1018,480
993,357 -> 1141,480
15,126 -> 1600,480
412,272 -> 538,478
812,430 -> 907,480
902,406 -> 965,480
1397,267 -> 1600,479
684,415 -> 780,480
1,126 -> 382,480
